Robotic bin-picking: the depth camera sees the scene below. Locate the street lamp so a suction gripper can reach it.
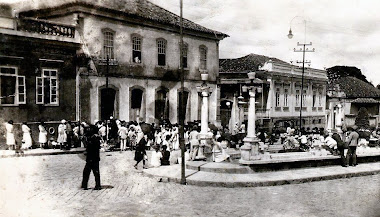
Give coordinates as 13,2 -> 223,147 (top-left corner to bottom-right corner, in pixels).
239,72 -> 263,163
288,17 -> 314,134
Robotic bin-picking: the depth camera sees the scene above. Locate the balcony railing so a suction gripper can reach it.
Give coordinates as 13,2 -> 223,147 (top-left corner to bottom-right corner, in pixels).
17,17 -> 75,38
243,108 -> 270,118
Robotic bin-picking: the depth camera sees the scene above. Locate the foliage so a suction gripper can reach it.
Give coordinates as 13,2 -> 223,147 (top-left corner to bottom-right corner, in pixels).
327,66 -> 369,84
355,107 -> 370,129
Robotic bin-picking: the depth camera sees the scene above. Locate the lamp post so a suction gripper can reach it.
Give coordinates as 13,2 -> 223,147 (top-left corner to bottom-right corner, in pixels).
179,0 -> 186,185
239,72 -> 262,162
196,73 -> 212,160
288,18 -> 314,134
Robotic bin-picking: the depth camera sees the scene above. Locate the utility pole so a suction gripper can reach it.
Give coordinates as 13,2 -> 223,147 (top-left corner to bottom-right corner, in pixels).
294,42 -> 314,133
179,0 -> 186,185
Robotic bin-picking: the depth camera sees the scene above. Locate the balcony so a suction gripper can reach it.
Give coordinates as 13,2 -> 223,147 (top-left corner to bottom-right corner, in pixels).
243,108 -> 270,119
16,17 -> 75,38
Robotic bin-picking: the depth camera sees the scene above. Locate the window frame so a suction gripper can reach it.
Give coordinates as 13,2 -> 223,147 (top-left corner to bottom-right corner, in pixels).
157,38 -> 167,66
275,87 -> 281,108
0,66 -> 25,106
36,68 -> 59,106
102,28 -> 115,60
199,45 -> 207,70
132,34 -> 142,63
180,42 -> 188,69
295,88 -> 301,107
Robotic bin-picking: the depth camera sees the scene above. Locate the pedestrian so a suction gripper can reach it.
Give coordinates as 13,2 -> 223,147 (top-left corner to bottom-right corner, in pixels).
21,122 -> 32,150
81,125 -> 101,190
346,125 -> 359,166
128,126 -> 137,150
38,122 -> 48,148
332,129 -> 348,167
57,120 -> 67,150
4,120 -> 16,150
66,121 -> 73,149
160,145 -> 170,166
134,134 -> 148,169
150,145 -> 162,167
189,125 -> 200,160
118,122 -> 128,151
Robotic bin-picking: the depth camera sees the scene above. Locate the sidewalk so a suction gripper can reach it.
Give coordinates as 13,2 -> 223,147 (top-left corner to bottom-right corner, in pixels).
143,161 -> 380,187
0,147 -> 85,158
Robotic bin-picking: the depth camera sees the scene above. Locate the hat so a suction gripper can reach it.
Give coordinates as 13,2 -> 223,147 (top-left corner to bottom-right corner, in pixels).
61,119 -> 66,124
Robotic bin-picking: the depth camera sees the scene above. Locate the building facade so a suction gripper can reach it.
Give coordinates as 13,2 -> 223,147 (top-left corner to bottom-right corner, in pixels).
219,54 -> 328,132
0,4 -> 80,144
20,0 -> 228,125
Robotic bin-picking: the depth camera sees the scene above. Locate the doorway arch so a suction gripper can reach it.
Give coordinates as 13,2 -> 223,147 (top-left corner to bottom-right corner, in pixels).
99,85 -> 119,121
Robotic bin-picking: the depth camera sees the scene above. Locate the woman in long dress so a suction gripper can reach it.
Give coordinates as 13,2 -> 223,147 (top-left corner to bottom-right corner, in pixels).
150,145 -> 162,167
57,120 -> 67,149
212,137 -> 230,163
38,122 -> 48,148
171,126 -> 179,150
5,120 -> 16,150
21,122 -> 32,150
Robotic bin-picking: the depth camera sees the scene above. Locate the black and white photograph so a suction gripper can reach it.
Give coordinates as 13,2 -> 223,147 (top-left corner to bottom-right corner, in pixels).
0,0 -> 380,216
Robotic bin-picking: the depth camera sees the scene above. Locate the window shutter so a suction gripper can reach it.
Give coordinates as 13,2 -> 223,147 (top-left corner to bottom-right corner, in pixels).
17,76 -> 26,104
36,76 -> 44,104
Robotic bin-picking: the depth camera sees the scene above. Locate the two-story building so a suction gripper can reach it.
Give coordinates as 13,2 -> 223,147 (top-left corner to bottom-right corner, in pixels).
19,0 -> 228,125
219,54 -> 328,132
0,4 -> 80,145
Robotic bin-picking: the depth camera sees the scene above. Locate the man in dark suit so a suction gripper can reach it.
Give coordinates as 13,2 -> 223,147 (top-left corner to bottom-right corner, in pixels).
345,125 -> 359,166
81,125 -> 101,190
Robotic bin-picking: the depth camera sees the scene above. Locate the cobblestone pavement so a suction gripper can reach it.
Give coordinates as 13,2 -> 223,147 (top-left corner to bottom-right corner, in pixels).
0,152 -> 379,217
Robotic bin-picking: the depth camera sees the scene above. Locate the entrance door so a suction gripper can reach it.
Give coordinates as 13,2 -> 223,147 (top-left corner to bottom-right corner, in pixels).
100,88 -> 116,120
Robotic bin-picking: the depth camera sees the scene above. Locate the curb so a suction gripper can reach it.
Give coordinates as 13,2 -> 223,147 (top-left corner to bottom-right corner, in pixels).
0,149 -> 85,158
142,165 -> 380,188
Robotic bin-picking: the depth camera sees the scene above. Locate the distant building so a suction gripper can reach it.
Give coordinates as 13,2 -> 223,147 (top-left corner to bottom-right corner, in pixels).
19,0 -> 228,125
219,54 -> 328,131
0,4 -> 80,144
327,76 -> 380,130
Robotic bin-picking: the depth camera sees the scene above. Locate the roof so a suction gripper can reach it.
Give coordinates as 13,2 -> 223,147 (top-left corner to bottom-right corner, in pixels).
329,76 -> 380,98
351,98 -> 380,104
16,0 -> 228,39
219,53 -> 289,73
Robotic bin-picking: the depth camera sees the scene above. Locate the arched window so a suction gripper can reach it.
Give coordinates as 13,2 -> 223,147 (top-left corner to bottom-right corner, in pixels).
132,35 -> 142,63
157,38 -> 167,66
155,88 -> 169,120
181,42 -> 188,69
102,29 -> 115,59
199,45 -> 207,70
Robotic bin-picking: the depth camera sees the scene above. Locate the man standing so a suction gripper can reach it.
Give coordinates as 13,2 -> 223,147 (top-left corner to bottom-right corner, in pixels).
81,125 -> 101,190
332,129 -> 348,167
345,125 -> 359,166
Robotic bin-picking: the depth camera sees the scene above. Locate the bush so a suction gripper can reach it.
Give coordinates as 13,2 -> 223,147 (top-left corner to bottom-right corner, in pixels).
355,107 -> 370,129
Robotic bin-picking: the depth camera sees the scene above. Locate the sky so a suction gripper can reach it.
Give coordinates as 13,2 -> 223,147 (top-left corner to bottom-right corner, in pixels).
2,0 -> 380,86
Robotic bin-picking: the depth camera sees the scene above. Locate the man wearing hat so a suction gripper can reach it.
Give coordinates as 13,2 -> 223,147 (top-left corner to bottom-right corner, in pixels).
345,125 -> 359,166
81,125 -> 101,190
332,129 -> 348,167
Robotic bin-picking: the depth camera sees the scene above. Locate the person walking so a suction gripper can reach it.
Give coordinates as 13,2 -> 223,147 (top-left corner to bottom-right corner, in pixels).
118,122 -> 128,151
21,122 -> 32,150
81,125 -> 101,190
134,134 -> 148,169
5,120 -> 16,151
345,125 -> 359,166
38,122 -> 48,148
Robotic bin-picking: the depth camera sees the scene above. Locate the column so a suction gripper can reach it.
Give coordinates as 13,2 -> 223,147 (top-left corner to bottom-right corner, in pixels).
246,90 -> 256,138
336,104 -> 343,137
200,91 -> 209,135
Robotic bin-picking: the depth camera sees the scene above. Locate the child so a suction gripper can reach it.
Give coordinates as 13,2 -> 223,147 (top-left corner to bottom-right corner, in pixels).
118,123 -> 128,151
150,145 -> 162,167
160,145 -> 170,166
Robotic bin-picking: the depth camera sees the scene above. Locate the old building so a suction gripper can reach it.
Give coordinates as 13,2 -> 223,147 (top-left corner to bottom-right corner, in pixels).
327,76 -> 380,130
219,54 -> 328,131
0,4 -> 80,144
19,0 -> 228,125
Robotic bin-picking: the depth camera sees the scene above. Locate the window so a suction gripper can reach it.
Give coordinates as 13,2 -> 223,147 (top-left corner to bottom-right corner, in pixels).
0,66 -> 25,105
132,35 -> 142,63
302,89 -> 307,106
275,88 -> 280,107
181,43 -> 188,69
199,45 -> 207,70
103,30 -> 114,59
36,69 -> 58,105
295,89 -> 300,107
318,90 -> 322,107
157,38 -> 166,66
312,91 -> 317,107
284,89 -> 289,107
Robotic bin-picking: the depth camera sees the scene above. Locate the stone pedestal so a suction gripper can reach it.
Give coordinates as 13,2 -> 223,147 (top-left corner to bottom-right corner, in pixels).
240,136 -> 261,162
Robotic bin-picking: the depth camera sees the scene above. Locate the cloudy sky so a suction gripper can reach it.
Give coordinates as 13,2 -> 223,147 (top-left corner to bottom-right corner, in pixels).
2,0 -> 380,85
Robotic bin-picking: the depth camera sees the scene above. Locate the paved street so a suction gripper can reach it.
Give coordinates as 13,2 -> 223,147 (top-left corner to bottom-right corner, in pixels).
0,152 -> 379,217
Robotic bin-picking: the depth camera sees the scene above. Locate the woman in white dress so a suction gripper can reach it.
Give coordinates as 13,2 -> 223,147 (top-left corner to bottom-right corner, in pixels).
212,137 -> 230,163
38,122 -> 48,148
57,120 -> 67,149
171,126 -> 179,150
150,146 -> 162,167
21,122 -> 32,150
118,123 -> 128,151
5,120 -> 16,150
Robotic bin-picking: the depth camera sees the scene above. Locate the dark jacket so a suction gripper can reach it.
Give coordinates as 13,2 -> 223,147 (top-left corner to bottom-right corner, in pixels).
161,150 -> 170,165
332,133 -> 347,149
134,137 -> 147,161
86,135 -> 101,162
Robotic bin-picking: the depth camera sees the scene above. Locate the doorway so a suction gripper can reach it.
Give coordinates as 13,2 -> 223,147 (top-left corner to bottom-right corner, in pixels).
100,88 -> 117,120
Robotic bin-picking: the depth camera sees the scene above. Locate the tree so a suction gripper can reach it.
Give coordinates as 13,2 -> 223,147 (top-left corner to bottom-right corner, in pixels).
355,107 -> 370,129
376,84 -> 380,90
327,66 -> 369,83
